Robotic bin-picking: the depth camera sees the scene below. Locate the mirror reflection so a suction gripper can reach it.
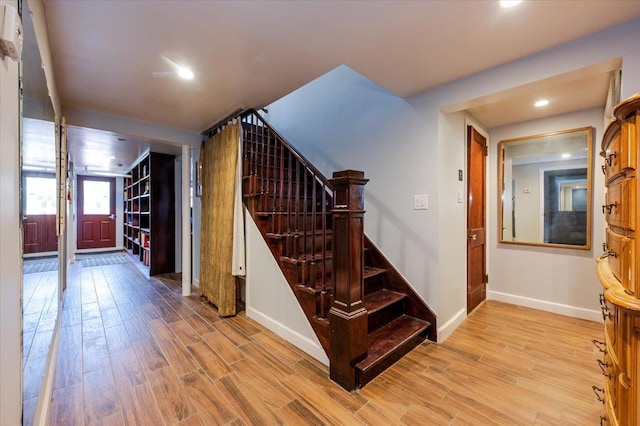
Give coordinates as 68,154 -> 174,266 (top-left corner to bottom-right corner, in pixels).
498,127 -> 593,249
21,4 -> 59,424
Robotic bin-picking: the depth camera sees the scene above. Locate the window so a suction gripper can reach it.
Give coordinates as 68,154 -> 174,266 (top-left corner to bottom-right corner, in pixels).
25,176 -> 56,215
83,180 -> 110,215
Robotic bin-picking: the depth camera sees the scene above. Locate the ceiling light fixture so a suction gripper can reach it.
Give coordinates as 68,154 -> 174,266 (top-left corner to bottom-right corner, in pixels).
500,0 -> 522,7
177,66 -> 194,80
561,153 -> 571,158
534,99 -> 549,107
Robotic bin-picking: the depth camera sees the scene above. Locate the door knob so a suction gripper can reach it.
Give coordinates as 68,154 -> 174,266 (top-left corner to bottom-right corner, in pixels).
109,214 -> 116,221
469,234 -> 477,241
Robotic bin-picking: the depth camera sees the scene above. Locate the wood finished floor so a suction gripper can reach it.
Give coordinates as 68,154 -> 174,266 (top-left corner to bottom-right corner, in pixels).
49,258 -> 606,425
23,258 -> 59,426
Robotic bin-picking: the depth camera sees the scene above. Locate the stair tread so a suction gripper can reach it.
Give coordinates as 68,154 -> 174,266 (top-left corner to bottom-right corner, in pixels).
364,289 -> 406,314
364,266 -> 386,280
267,230 -> 333,239
257,211 -> 331,216
355,315 -> 430,373
281,252 -> 333,264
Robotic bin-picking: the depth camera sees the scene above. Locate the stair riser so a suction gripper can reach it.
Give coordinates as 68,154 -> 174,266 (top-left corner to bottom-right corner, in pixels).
292,284 -> 331,319
368,301 -> 405,334
356,333 -> 426,388
283,258 -> 333,287
269,213 -> 332,234
364,273 -> 385,296
258,197 -> 326,215
272,234 -> 332,258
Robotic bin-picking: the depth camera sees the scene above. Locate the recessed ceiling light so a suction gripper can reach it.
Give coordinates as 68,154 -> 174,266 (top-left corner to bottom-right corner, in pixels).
177,66 -> 194,80
500,0 -> 522,7
561,153 -> 571,158
534,99 -> 549,107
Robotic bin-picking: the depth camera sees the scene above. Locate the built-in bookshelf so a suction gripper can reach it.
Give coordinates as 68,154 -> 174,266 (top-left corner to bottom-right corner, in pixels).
123,152 -> 175,275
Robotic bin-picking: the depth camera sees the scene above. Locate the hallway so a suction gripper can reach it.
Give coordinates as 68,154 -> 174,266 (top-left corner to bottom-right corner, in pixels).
48,257 -> 605,425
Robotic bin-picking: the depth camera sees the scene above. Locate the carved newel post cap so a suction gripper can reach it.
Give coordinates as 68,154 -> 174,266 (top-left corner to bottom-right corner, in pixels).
329,170 -> 368,211
332,170 -> 365,180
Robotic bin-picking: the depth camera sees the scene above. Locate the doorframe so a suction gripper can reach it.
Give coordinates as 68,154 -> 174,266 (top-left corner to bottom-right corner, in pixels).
464,117 -> 490,313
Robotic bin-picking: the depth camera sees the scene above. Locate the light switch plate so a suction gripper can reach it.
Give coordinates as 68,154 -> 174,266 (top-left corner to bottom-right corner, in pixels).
414,194 -> 428,210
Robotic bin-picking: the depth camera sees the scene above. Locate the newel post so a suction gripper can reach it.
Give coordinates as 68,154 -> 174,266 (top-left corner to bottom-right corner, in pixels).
328,170 -> 369,390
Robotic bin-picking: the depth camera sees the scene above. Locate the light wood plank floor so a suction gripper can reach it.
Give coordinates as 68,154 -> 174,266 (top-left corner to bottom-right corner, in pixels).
48,258 -> 605,425
23,257 -> 59,426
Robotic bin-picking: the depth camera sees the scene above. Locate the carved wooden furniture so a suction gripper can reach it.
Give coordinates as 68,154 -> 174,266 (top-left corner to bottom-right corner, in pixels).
596,92 -> 640,425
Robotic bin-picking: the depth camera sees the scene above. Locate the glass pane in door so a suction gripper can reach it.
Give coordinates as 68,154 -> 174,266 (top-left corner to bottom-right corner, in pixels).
25,176 -> 56,215
83,180 -> 110,214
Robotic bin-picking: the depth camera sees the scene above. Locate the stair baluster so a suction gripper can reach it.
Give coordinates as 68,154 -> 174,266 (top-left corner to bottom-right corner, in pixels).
238,110 -> 435,392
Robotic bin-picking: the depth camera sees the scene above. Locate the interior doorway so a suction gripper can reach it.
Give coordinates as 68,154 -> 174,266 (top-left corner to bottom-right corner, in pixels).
76,175 -> 116,250
467,125 -> 487,314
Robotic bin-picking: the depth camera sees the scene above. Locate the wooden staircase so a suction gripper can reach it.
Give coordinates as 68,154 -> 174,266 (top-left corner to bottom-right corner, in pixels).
238,110 -> 436,390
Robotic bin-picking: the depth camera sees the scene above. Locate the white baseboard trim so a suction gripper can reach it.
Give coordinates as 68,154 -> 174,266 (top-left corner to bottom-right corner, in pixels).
437,307 -> 466,343
488,290 -> 602,323
246,307 -> 329,366
33,309 -> 62,426
192,277 -> 200,288
23,251 -> 58,258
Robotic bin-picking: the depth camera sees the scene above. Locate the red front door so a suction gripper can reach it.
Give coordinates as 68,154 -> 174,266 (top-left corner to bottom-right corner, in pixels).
23,174 -> 58,254
77,176 -> 116,250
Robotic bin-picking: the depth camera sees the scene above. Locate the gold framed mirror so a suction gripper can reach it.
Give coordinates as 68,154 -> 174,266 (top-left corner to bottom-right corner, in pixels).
498,126 -> 593,249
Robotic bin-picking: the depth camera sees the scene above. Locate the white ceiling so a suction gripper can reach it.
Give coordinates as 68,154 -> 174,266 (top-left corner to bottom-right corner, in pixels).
22,1 -> 640,173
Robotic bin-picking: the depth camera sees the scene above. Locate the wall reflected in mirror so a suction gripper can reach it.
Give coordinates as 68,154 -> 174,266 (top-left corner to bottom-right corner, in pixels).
21,2 -> 59,424
498,127 -> 593,249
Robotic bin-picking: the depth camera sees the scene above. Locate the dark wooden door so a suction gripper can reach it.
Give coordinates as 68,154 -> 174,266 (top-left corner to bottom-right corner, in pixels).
77,176 -> 116,249
23,215 -> 58,253
467,125 -> 487,314
23,174 -> 58,254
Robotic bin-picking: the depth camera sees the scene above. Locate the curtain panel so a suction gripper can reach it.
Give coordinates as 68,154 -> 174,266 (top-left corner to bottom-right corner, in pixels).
199,121 -> 244,317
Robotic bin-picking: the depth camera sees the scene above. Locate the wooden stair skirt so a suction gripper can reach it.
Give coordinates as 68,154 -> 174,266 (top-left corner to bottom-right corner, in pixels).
240,111 -> 436,390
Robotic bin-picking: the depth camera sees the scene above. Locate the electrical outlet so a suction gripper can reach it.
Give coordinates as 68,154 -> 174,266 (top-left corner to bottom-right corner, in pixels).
414,194 -> 428,210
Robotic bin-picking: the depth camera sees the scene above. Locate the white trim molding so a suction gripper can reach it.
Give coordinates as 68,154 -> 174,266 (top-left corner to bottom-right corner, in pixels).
488,290 -> 602,323
437,307 -> 466,343
246,307 -> 329,365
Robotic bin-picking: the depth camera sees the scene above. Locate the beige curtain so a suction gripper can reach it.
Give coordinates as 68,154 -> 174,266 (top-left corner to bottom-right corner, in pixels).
199,121 -> 241,317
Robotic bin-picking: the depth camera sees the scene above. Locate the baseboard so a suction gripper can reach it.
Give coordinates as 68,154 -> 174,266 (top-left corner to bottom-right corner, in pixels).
246,307 -> 329,366
437,307 -> 466,343
75,247 -> 123,254
23,251 -> 57,259
32,309 -> 62,426
488,290 -> 602,323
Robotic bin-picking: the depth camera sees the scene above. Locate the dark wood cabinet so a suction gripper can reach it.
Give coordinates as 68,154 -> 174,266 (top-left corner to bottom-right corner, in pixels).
123,152 -> 175,275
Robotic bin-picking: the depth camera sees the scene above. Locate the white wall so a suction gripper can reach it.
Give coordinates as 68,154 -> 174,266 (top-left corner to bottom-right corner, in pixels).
245,210 -> 328,365
488,108 -> 604,320
407,19 -> 640,331
266,65 -> 439,312
0,0 -> 23,422
259,18 -> 640,344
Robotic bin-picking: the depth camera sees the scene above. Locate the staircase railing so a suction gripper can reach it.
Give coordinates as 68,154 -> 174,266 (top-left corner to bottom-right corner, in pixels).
241,110 -> 334,318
